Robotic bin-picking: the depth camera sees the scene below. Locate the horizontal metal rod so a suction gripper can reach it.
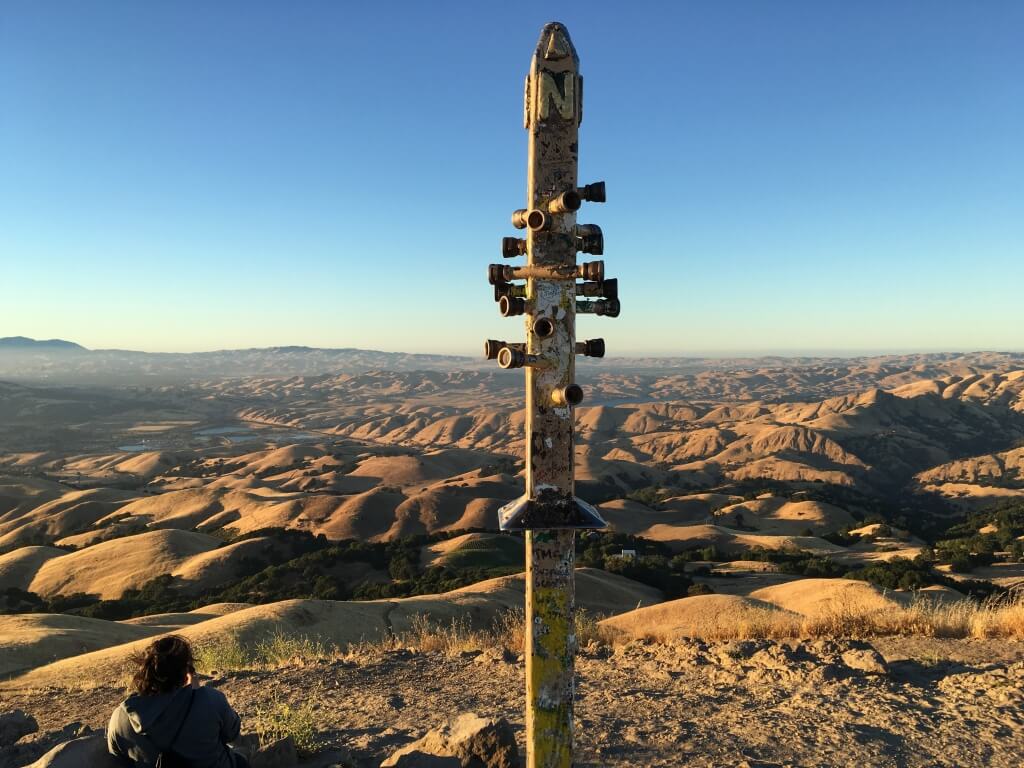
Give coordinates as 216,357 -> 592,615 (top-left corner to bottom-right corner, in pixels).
576,298 -> 620,317
505,264 -> 579,280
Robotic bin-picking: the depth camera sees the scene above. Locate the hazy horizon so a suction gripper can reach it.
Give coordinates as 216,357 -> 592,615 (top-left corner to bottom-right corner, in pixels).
4,333 -> 1023,360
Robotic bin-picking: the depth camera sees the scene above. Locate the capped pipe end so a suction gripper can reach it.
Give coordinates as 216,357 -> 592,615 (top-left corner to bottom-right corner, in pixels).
578,338 -> 605,358
502,237 -> 526,259
488,264 -> 508,286
484,339 -> 506,360
499,295 -> 526,317
497,346 -> 526,369
579,181 -> 606,203
576,224 -> 604,255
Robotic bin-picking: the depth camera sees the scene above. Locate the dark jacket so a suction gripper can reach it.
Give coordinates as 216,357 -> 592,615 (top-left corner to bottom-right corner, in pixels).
107,684 -> 241,768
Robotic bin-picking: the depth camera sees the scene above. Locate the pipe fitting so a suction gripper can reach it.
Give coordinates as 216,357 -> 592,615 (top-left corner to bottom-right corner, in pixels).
497,346 -> 528,369
502,237 -> 527,258
576,298 -> 619,317
576,279 -> 615,299
485,339 -> 526,359
494,283 -> 526,301
575,224 -> 603,255
578,181 -> 606,203
533,316 -> 555,338
499,295 -> 527,317
526,209 -> 551,231
511,209 -> 530,229
579,260 -> 604,281
594,298 -> 620,317
488,264 -> 511,285
548,190 -> 582,214
552,384 -> 585,407
576,338 -> 605,358
484,339 -> 506,360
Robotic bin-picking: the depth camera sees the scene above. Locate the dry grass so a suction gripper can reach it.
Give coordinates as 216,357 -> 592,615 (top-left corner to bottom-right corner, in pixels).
191,594 -> 1024,672
614,591 -> 1024,643
969,591 -> 1024,638
798,591 -> 1024,640
394,608 -> 606,655
194,631 -> 336,674
190,609 -> 537,673
255,631 -> 332,667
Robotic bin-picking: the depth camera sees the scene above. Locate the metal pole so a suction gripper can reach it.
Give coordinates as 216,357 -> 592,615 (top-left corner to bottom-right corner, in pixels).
487,22 -> 617,767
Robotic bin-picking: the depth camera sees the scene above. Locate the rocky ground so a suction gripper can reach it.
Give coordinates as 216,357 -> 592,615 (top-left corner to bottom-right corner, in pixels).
3,637 -> 1024,767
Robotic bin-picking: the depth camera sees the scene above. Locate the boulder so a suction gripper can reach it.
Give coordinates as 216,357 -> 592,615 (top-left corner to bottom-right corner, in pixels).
381,713 -> 518,768
251,736 -> 298,768
0,709 -> 38,747
232,733 -> 261,760
841,647 -> 889,676
229,733 -> 298,767
27,734 -> 124,768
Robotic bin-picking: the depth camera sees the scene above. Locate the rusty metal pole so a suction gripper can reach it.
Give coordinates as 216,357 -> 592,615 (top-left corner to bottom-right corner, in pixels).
486,22 -> 617,767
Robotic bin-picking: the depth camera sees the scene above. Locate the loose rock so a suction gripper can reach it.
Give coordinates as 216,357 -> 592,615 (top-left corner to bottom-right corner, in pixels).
381,713 -> 519,768
27,734 -> 123,768
0,710 -> 38,747
841,648 -> 889,676
251,735 -> 298,768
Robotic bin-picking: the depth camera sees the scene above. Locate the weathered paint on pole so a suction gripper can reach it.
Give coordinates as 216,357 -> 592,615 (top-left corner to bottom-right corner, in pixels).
488,21 -> 615,767
526,528 -> 576,766
523,25 -> 580,768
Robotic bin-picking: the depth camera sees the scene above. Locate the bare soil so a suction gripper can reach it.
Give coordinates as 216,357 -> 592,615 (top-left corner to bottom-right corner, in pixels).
3,637 -> 1023,767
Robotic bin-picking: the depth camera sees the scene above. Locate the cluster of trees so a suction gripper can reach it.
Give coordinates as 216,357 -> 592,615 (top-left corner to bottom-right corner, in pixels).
934,500 -> 1024,572
577,532 -> 694,598
741,548 -> 999,598
1,528 -> 514,620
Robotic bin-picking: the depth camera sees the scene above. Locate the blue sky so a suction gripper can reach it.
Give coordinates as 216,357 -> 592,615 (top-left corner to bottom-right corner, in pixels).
1,1 -> 1021,356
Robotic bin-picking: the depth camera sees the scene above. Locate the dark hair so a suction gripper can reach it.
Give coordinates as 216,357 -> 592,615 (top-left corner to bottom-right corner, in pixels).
130,635 -> 195,695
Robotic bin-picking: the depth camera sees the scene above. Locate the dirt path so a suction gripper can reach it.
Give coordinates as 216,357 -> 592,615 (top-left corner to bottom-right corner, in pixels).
3,638 -> 1023,767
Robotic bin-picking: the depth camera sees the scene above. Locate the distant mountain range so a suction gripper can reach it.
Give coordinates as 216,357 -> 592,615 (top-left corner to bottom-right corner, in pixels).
0,337 -> 476,383
2,337 -> 1023,386
0,336 -> 86,351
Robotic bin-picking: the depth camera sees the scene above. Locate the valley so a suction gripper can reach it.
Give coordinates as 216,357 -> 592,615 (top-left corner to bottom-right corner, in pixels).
3,344 -> 1024,766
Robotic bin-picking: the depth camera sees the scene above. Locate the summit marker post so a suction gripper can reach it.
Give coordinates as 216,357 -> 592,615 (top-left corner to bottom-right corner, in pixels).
485,22 -> 618,767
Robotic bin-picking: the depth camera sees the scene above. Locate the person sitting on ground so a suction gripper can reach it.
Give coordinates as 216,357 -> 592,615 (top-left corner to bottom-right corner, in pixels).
107,634 -> 249,767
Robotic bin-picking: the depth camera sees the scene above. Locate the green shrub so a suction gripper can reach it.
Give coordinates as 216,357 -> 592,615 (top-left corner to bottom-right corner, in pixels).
253,694 -> 319,754
194,636 -> 252,674
255,632 -> 333,667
